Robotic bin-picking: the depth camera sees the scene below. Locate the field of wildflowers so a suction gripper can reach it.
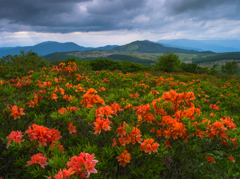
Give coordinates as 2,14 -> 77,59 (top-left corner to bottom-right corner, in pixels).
0,62 -> 240,178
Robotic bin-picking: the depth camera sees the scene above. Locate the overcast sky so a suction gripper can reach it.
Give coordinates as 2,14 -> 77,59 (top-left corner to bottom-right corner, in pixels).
0,0 -> 240,47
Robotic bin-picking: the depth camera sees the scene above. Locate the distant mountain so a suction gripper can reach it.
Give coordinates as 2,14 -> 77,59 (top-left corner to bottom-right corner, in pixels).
156,39 -> 240,53
0,47 -> 16,51
0,41 -> 118,58
113,40 -> 198,53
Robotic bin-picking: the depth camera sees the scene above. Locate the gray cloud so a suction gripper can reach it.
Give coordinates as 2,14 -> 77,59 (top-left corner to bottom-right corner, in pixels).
0,0 -> 148,33
164,0 -> 240,20
0,0 -> 240,34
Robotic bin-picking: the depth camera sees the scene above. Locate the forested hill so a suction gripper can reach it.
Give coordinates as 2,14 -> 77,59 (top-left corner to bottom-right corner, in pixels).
0,41 -> 118,58
192,52 -> 240,63
113,40 -> 199,53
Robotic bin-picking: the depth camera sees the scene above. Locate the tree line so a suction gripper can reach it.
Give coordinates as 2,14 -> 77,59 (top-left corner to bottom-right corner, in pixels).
0,50 -> 239,81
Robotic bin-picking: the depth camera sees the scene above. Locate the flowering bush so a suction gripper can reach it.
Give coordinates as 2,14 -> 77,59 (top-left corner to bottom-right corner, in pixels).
0,61 -> 240,178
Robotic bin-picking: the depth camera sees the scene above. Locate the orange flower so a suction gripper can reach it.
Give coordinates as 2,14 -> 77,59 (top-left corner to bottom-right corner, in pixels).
9,105 -> 25,120
99,87 -> 105,91
116,123 -> 127,138
205,155 -> 216,163
27,99 -> 38,108
220,116 -> 236,130
6,130 -> 25,148
66,95 -> 73,103
227,155 -> 235,162
112,138 -> 118,147
63,168 -> 75,178
53,169 -> 64,179
118,137 -> 127,146
25,124 -> 62,146
212,121 -> 225,130
93,122 -> 101,135
58,88 -> 65,95
68,122 -> 77,134
58,108 -> 67,115
51,93 -> 58,102
165,140 -> 172,148
102,119 -> 112,131
151,142 -> 160,153
144,144 -> 153,154
116,150 -> 131,167
93,117 -> 112,135
140,139 -> 159,155
95,106 -> 113,119
75,87 -> 85,92
124,103 -> 132,110
26,153 -> 48,169
150,90 -> 159,95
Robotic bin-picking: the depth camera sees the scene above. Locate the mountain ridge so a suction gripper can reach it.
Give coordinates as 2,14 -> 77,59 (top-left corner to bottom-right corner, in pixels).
113,40 -> 198,53
156,39 -> 240,53
0,41 -> 118,58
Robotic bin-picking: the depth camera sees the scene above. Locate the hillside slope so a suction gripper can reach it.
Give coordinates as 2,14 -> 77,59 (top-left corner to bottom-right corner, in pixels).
113,40 -> 199,53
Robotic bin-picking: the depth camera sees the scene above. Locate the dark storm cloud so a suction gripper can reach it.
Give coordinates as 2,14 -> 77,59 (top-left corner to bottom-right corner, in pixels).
0,0 -> 240,34
0,0 -> 148,33
164,0 -> 240,20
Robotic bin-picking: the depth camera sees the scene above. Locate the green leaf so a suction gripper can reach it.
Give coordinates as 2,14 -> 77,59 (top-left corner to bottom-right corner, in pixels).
228,168 -> 232,176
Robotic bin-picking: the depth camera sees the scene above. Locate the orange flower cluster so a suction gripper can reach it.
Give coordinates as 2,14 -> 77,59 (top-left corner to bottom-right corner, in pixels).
63,94 -> 73,103
209,104 -> 220,111
9,105 -> 25,120
75,74 -> 85,81
227,155 -> 235,162
140,138 -> 160,155
220,116 -> 236,130
51,93 -> 58,102
26,153 -> 48,169
6,130 -> 25,148
113,125 -> 142,147
149,90 -> 159,97
157,116 -> 188,141
40,81 -> 52,88
95,103 -> 123,119
174,107 -> 201,121
48,168 -> 75,179
63,152 -> 98,178
206,120 -> 227,139
68,122 -> 77,135
205,155 -> 216,163
95,105 -> 113,119
99,87 -> 105,91
102,78 -> 110,83
116,150 -> 131,167
81,88 -> 105,108
136,104 -> 156,124
75,87 -> 86,92
57,62 -> 78,77
93,117 -> 112,135
27,94 -> 38,108
162,90 -> 195,108
25,124 -> 62,146
58,106 -> 79,115
124,103 -> 132,110
13,80 -> 32,88
129,93 -> 139,99
54,87 -> 65,95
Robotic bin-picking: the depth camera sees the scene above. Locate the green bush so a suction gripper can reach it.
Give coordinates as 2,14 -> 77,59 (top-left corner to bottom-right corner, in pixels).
0,50 -> 49,80
154,52 -> 182,73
